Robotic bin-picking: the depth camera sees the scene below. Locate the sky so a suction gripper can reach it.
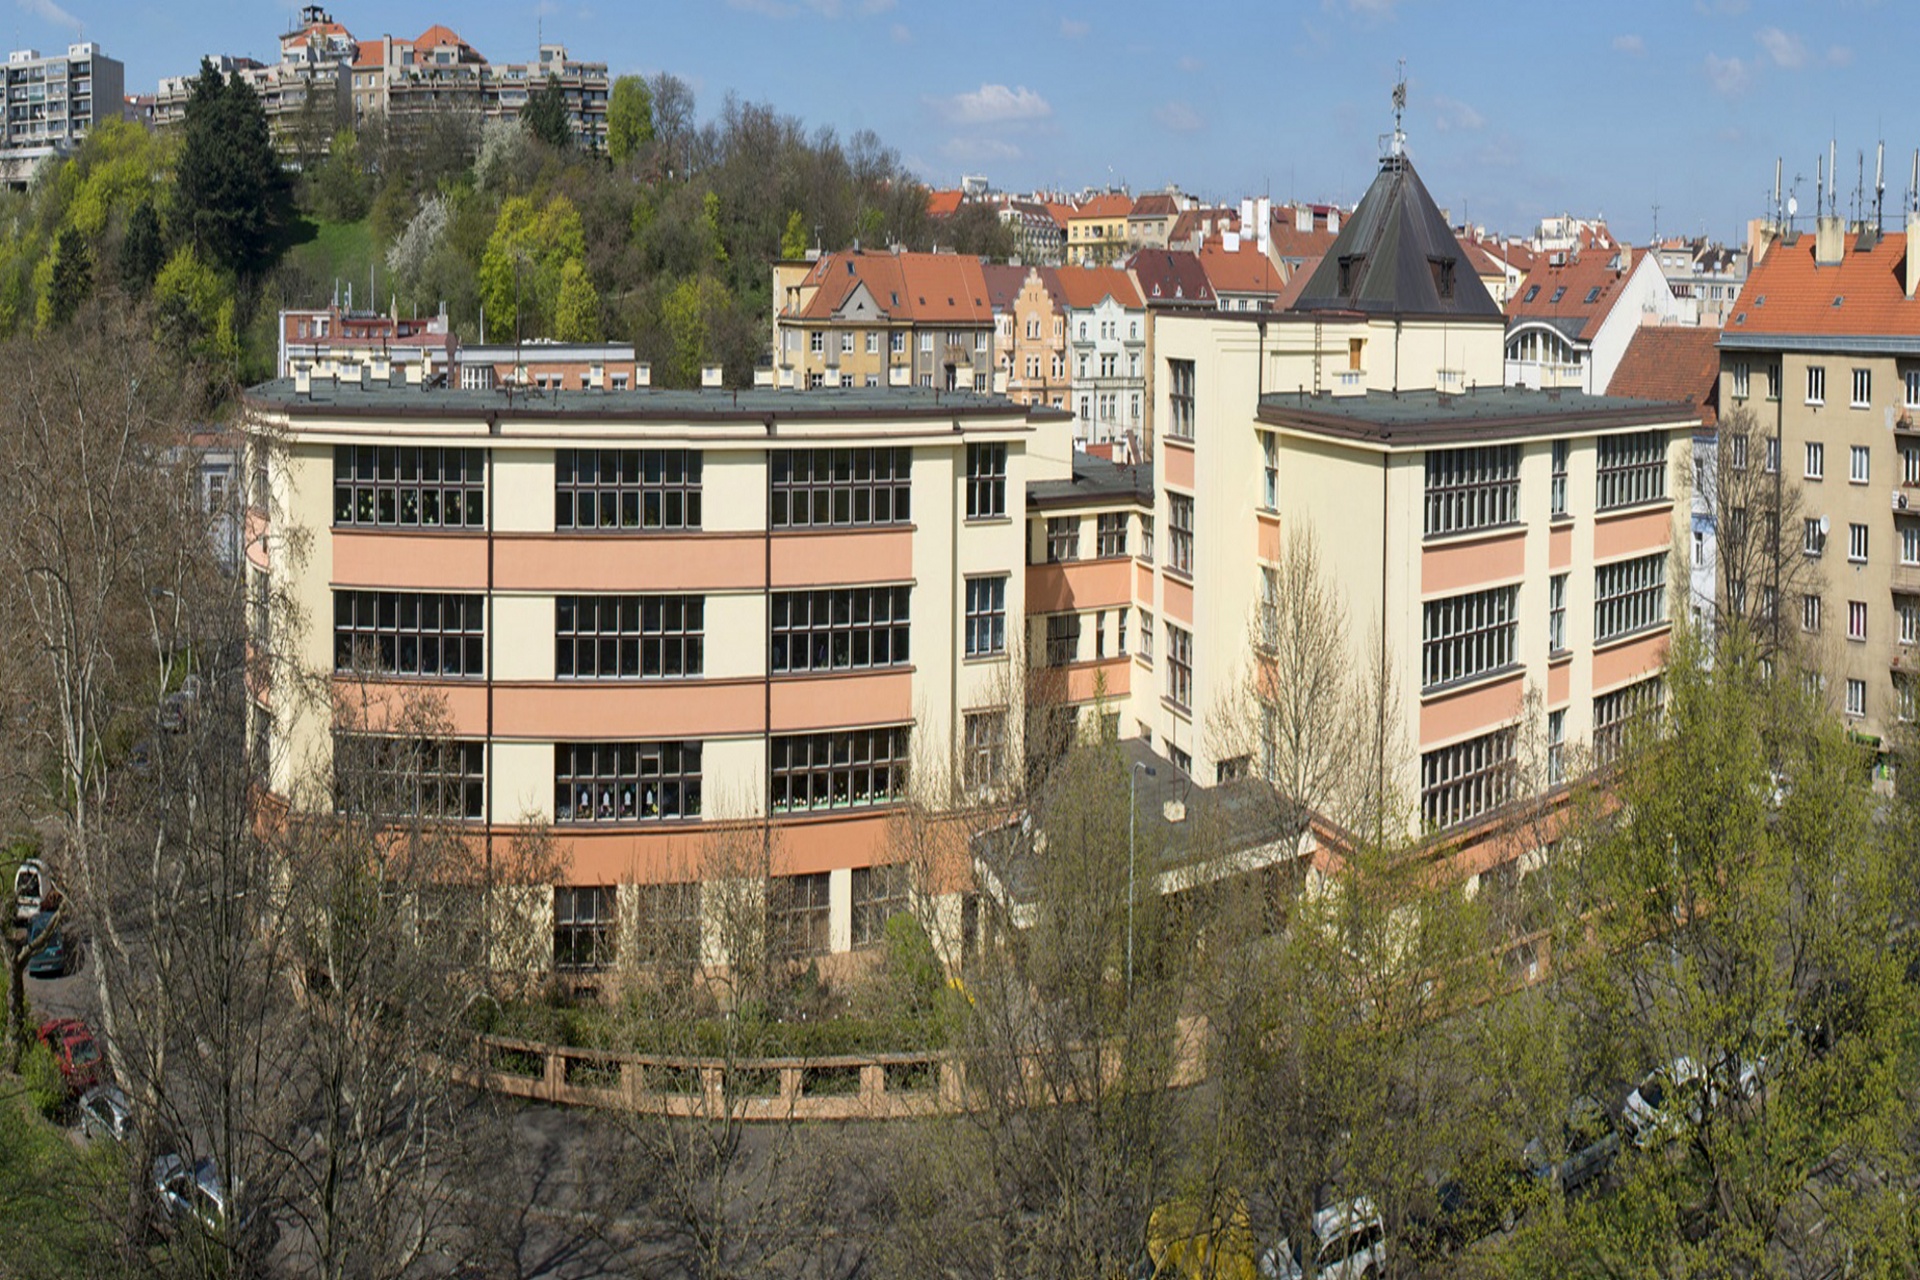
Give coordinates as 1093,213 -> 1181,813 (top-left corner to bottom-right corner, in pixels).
10,0 -> 1912,246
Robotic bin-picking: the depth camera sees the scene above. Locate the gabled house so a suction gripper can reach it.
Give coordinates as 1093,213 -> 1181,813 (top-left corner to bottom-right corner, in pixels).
772,249 -> 996,391
1504,237 -> 1683,393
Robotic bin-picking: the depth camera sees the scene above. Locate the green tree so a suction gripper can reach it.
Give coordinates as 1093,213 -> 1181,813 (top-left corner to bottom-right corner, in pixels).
118,201 -> 163,296
521,75 -> 573,151
43,227 -> 90,329
700,190 -> 728,265
172,58 -> 291,275
780,209 -> 807,261
309,129 -> 372,223
153,244 -> 238,367
553,258 -> 602,343
606,74 -> 654,165
477,193 -> 586,341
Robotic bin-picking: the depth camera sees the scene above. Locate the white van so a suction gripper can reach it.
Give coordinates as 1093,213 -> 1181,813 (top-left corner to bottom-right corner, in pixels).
1258,1198 -> 1386,1279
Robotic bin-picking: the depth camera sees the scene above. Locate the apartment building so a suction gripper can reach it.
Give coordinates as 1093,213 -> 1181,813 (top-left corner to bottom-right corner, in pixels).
279,304 -> 454,378
771,250 -> 996,392
1504,235 -> 1685,393
1067,194 -> 1134,267
1057,267 -> 1146,448
245,377 -> 1071,971
0,43 -> 124,186
1110,148 -> 1692,859
985,264 -> 1068,410
1718,214 -> 1920,746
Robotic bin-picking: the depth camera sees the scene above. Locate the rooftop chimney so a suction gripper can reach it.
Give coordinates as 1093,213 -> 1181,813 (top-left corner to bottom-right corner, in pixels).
293,366 -> 311,396
701,364 -> 723,388
1816,214 -> 1846,266
636,362 -> 652,388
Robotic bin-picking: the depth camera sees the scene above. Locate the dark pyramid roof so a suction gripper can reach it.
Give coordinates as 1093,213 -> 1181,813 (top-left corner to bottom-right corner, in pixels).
1292,154 -> 1502,320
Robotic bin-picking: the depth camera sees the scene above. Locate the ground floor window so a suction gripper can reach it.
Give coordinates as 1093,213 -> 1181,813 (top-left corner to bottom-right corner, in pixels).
852,864 -> 909,949
554,885 -> 618,972
771,872 -> 831,958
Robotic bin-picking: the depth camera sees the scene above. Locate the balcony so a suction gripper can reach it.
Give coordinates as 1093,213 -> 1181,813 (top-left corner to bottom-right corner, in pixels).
1894,562 -> 1920,594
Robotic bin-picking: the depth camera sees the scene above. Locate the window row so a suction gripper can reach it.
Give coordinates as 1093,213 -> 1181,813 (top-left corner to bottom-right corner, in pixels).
554,448 -> 703,532
334,591 -> 484,678
555,594 -> 704,679
1421,585 -> 1518,691
334,734 -> 485,821
1594,553 -> 1668,643
1420,727 -> 1515,831
1595,431 -> 1667,511
555,741 -> 701,823
1593,676 -> 1663,763
769,447 -> 912,528
770,586 -> 911,673
1425,445 -> 1519,537
333,445 -> 485,528
768,726 -> 911,814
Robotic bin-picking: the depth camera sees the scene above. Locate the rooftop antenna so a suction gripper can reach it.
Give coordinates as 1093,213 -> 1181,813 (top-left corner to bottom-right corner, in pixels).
1854,148 -> 1864,226
1773,157 -> 1782,228
1875,140 -> 1886,231
1829,138 -> 1838,217
1386,59 -> 1408,164
1816,152 -> 1824,225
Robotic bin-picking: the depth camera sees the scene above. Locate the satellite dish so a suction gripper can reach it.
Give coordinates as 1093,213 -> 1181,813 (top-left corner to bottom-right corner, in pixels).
1787,194 -> 1799,218
1819,515 -> 1830,534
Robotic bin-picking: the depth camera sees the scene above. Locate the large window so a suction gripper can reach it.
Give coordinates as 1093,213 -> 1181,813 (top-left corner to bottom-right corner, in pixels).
333,445 -> 485,528
1045,614 -> 1082,666
1550,439 -> 1568,517
334,734 -> 484,820
1420,727 -> 1515,830
965,576 -> 1007,657
963,709 -> 1006,790
1594,553 -> 1667,642
1421,585 -> 1518,691
334,590 -> 483,677
1549,573 -> 1568,653
554,741 -> 701,823
555,448 -> 702,531
1097,512 -> 1128,558
554,886 -> 617,972
1261,432 -> 1278,509
769,727 -> 910,813
555,595 -> 703,679
851,863 -> 909,949
769,447 -> 912,528
1593,676 -> 1663,763
1806,365 -> 1826,405
1167,359 -> 1195,440
1596,432 -> 1667,511
634,882 -> 701,969
1168,494 -> 1194,574
1047,517 -> 1081,563
771,873 -> 831,958
1425,445 -> 1520,536
770,586 -> 910,673
1167,623 -> 1193,710
966,443 -> 1007,519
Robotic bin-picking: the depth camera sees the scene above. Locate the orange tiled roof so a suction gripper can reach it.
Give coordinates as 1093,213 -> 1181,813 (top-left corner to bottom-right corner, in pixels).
927,189 -> 964,219
1725,230 -> 1919,339
1506,245 -> 1643,341
1606,326 -> 1722,428
1054,265 -> 1142,309
1071,193 -> 1134,222
1130,193 -> 1179,220
414,24 -> 472,51
1197,240 -> 1284,297
1044,201 -> 1075,230
1275,256 -> 1321,310
352,43 -> 385,69
792,251 -> 993,324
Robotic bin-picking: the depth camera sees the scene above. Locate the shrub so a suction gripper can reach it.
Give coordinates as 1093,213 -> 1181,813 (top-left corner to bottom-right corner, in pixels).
21,1039 -> 65,1118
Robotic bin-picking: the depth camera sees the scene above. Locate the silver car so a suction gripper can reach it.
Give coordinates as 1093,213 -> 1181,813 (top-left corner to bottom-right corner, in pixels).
78,1084 -> 133,1144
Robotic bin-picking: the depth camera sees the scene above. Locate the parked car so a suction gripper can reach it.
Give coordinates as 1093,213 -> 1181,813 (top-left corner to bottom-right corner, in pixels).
1135,1192 -> 1259,1279
157,675 -> 203,735
1623,1055 -> 1760,1149
151,1154 -> 274,1256
78,1083 -> 134,1144
24,911 -> 72,978
12,857 -> 47,926
36,1017 -> 104,1095
1258,1199 -> 1385,1279
1524,1095 -> 1621,1195
1404,1161 -> 1536,1258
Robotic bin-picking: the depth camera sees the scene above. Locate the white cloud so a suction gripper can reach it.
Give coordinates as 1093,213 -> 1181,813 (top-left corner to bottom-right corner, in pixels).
17,0 -> 83,33
1059,17 -> 1090,38
942,137 -> 1022,163
1612,33 -> 1645,56
1826,44 -> 1854,66
930,84 -> 1053,125
1155,101 -> 1203,133
1177,54 -> 1203,72
1338,0 -> 1398,14
1755,25 -> 1806,68
1704,52 -> 1753,94
1430,94 -> 1484,133
890,21 -> 911,42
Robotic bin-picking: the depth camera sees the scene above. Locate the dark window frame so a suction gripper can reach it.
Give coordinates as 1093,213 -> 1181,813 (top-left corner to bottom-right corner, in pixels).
554,448 -> 703,532
554,741 -> 702,824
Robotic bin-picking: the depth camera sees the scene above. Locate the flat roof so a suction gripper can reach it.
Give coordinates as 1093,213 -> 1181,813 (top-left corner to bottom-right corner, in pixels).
1255,385 -> 1697,446
1027,452 -> 1154,508
245,378 -> 1060,424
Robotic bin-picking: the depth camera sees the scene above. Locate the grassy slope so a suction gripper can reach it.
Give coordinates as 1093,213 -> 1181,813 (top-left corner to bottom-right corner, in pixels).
282,217 -> 381,306
0,1088 -> 112,1275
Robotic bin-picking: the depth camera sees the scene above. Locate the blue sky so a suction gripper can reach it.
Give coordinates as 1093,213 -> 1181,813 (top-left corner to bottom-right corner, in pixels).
13,0 -> 1908,246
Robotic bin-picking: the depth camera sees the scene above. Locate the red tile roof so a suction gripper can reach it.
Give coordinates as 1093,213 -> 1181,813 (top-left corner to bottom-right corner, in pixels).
414,24 -> 475,53
1169,206 -> 1236,247
927,189 -> 964,219
1071,193 -> 1134,222
1275,257 -> 1321,310
1725,230 -> 1918,339
1054,265 -> 1142,309
1606,326 -> 1722,428
1125,250 -> 1215,307
791,251 -> 993,324
1130,193 -> 1180,220
1197,241 -> 1284,298
1043,201 -> 1075,230
1506,245 -> 1644,341
353,43 -> 385,69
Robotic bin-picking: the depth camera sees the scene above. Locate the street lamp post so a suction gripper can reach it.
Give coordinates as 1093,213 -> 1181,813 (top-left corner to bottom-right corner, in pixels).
1128,760 -> 1156,995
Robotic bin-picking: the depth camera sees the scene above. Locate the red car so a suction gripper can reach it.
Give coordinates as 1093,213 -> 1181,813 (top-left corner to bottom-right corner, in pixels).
37,1018 -> 104,1095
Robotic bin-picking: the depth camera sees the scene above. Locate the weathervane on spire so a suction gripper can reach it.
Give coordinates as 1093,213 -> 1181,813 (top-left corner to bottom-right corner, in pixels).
1384,60 -> 1408,166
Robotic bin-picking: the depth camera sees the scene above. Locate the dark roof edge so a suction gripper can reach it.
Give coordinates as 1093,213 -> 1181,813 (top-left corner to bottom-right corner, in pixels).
1256,399 -> 1700,445
244,392 -> 1062,428
1718,331 -> 1920,355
